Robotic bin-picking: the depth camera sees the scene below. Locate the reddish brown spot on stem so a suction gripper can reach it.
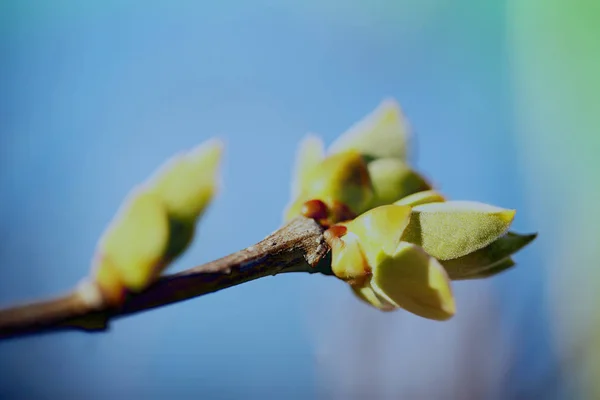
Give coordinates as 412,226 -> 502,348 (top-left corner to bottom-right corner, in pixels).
325,225 -> 347,241
323,224 -> 349,250
301,199 -> 329,220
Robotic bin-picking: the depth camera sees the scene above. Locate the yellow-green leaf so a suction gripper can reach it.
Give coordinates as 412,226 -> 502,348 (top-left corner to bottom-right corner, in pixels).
328,99 -> 410,161
147,139 -> 223,222
442,232 -> 537,280
98,189 -> 170,292
395,190 -> 446,207
371,242 -> 455,321
401,201 -> 516,261
329,231 -> 370,281
367,158 -> 431,207
343,204 -> 412,266
300,150 -> 373,217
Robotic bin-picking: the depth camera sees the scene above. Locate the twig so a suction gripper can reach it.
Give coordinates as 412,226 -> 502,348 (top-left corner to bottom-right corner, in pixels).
0,216 -> 331,341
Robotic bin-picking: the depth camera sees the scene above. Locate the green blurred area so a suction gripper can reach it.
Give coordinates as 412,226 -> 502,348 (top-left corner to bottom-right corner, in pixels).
509,1 -> 600,397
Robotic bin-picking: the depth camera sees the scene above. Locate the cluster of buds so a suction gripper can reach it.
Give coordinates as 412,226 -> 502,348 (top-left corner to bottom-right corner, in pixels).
88,140 -> 223,306
77,98 -> 535,319
285,99 -> 535,320
284,99 -> 430,225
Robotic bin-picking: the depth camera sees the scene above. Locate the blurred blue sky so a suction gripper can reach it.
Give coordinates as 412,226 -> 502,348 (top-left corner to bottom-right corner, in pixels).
1,1 -> 551,399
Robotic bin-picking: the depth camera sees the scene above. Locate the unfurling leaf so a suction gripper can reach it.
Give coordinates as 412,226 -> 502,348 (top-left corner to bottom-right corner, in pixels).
371,242 -> 455,321
401,201 -> 516,260
367,158 -> 431,207
442,232 -> 536,279
395,190 -> 446,207
328,98 -> 410,161
328,204 -> 456,320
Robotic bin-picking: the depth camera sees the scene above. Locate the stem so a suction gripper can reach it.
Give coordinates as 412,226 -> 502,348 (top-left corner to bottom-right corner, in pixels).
0,216 -> 331,341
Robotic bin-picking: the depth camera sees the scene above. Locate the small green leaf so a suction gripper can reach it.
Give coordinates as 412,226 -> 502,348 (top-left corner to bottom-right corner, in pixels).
371,242 -> 455,321
442,232 -> 537,280
367,158 -> 431,207
163,218 -> 196,262
401,201 -> 516,260
394,190 -> 446,207
459,257 -> 516,280
328,99 -> 410,161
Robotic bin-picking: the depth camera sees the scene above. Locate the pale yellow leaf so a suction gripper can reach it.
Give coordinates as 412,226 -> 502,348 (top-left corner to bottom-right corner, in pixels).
371,242 -> 455,321
328,98 -> 410,161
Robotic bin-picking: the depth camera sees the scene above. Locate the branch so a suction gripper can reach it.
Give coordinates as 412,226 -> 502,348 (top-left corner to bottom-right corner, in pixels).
0,216 -> 331,341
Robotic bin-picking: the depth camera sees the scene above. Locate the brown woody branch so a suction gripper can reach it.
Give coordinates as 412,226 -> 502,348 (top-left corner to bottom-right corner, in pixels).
0,216 -> 331,341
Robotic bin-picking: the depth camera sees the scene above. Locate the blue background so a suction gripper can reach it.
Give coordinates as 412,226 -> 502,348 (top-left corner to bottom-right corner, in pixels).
0,1 -> 573,399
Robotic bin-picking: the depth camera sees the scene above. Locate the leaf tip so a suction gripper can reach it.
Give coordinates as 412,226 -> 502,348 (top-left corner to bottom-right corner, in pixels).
500,209 -> 517,224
